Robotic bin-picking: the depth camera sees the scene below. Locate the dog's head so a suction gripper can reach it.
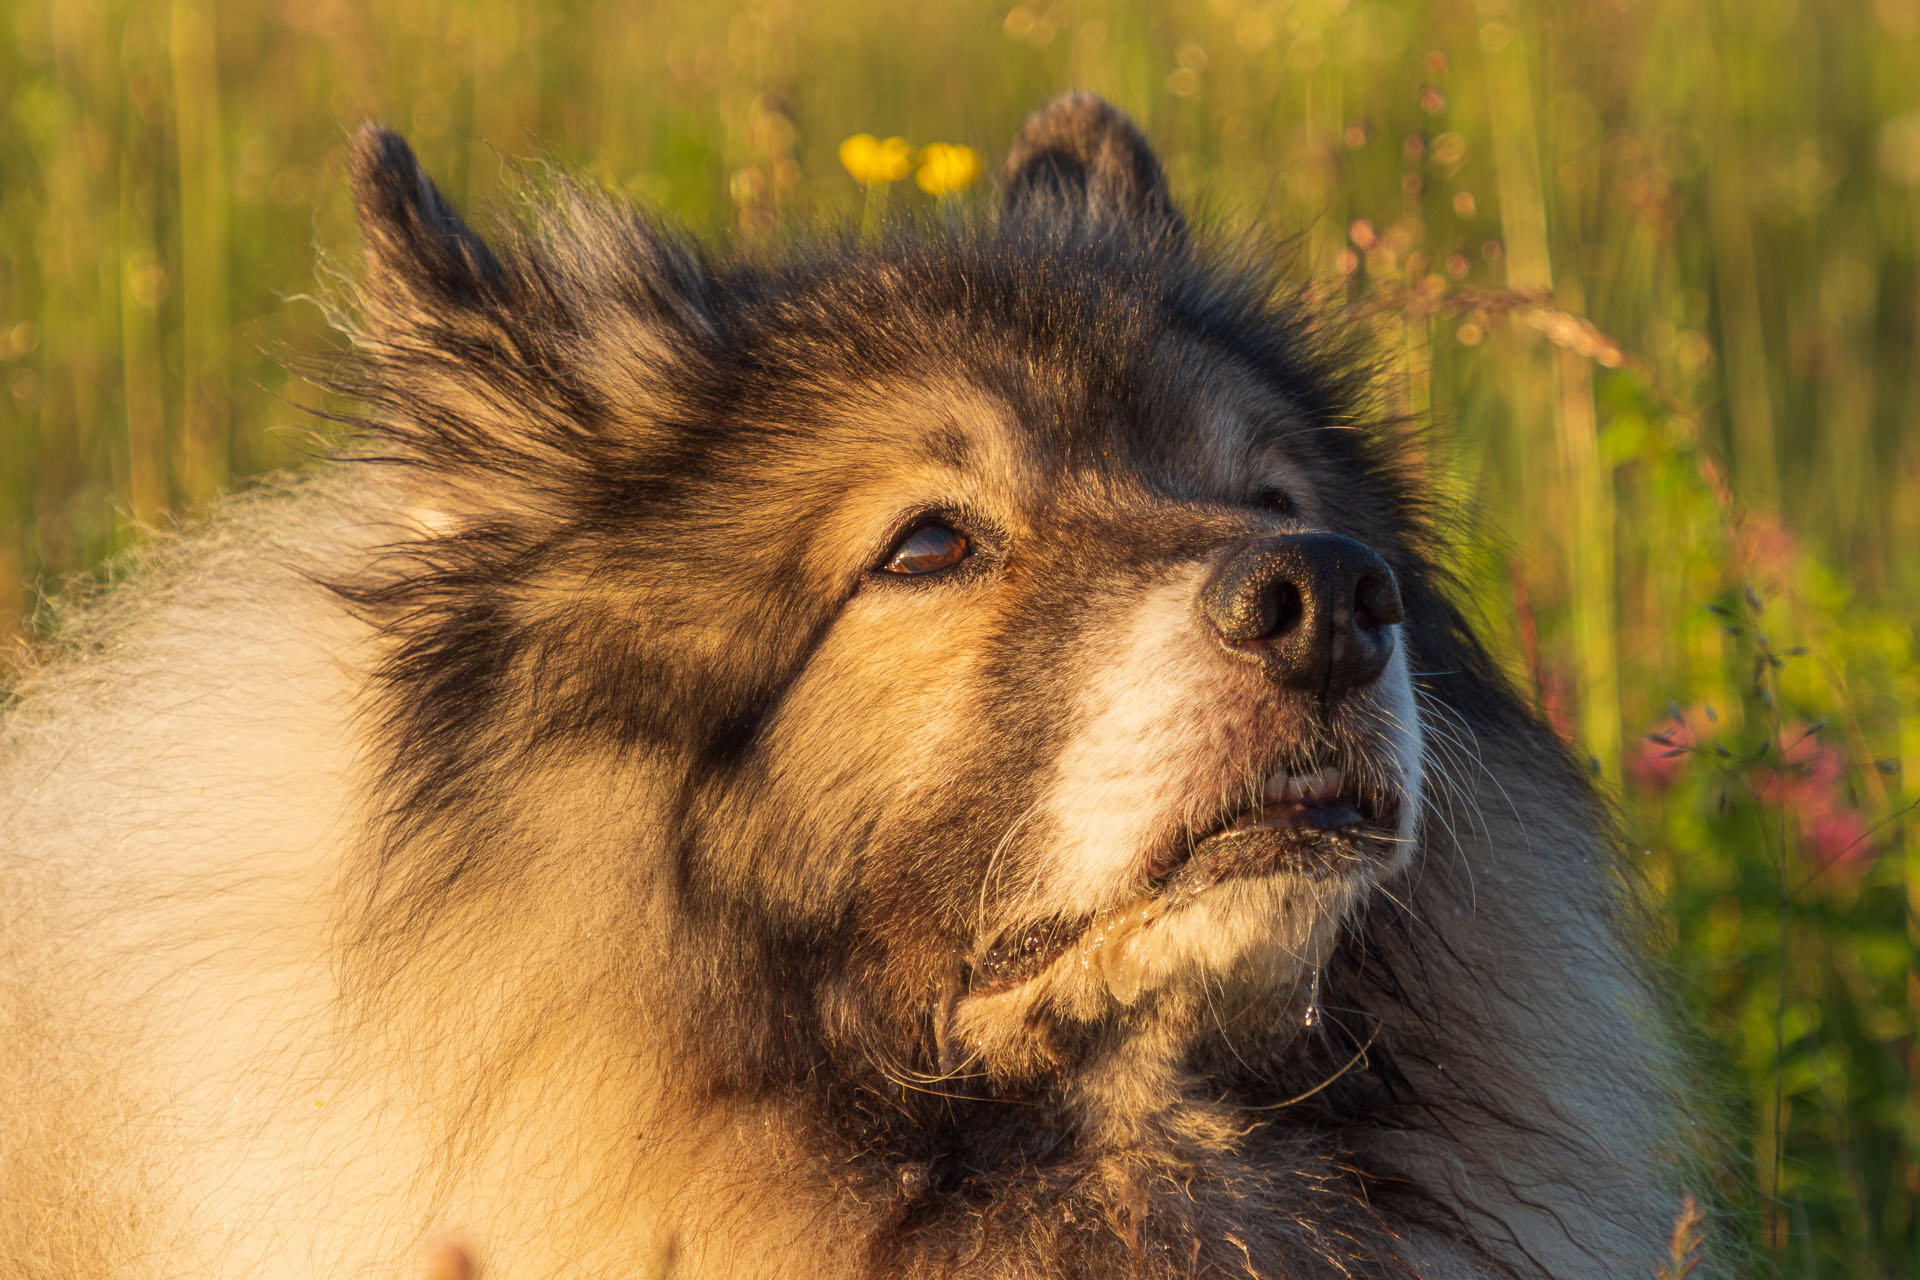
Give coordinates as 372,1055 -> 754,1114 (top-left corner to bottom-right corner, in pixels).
344,97 -> 1438,1091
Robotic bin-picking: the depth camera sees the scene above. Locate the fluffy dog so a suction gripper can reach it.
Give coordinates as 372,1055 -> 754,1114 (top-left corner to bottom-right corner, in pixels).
0,96 -> 1703,1278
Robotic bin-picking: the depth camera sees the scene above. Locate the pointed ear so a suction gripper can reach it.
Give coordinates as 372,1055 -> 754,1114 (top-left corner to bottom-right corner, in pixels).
349,124 -> 505,324
339,125 -> 722,516
1002,95 -> 1186,247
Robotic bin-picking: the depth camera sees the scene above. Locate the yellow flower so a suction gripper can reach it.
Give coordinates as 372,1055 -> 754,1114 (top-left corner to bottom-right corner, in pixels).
914,143 -> 982,197
838,134 -> 913,186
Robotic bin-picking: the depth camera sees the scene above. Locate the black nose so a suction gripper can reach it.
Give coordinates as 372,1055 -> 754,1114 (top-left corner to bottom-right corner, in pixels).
1201,533 -> 1405,699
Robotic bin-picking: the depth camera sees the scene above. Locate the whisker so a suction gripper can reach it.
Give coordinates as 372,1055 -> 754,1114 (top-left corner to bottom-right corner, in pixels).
974,799 -> 1043,943
1241,1017 -> 1384,1111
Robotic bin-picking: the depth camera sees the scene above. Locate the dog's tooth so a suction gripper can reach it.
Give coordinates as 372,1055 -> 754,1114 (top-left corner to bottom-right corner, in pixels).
1262,765 -> 1346,804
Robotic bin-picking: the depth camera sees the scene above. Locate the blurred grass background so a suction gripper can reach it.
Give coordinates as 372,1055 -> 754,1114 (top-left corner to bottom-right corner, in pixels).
1,0 -> 1916,1273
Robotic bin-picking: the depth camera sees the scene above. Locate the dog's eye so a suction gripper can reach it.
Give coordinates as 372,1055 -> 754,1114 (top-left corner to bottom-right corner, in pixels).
882,521 -> 971,575
1257,487 -> 1294,517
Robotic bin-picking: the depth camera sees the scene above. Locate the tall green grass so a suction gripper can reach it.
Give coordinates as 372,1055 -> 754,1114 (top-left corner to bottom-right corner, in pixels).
2,1 -> 1915,1273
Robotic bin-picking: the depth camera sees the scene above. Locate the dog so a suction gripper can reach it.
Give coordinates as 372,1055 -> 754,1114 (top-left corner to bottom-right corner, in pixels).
0,95 -> 1705,1278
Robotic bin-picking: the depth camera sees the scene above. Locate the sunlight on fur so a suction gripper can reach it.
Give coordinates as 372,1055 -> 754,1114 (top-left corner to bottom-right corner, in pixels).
1,96 -> 1712,1279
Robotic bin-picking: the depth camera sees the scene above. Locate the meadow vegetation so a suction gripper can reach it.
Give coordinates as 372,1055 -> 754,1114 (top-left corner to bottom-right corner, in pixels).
1,0 -> 1915,1273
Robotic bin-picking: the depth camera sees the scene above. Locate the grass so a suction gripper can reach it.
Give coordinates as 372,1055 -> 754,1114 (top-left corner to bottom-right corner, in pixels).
2,0 -> 1916,1273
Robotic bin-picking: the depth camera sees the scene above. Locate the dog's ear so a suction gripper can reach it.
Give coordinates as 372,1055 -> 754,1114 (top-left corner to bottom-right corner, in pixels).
1003,95 -> 1186,247
341,125 -> 722,514
349,125 -> 507,327
347,123 -> 714,348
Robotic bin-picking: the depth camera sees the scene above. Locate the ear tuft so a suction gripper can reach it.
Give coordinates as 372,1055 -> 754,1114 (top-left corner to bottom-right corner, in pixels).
349,124 -> 503,308
1003,94 -> 1185,246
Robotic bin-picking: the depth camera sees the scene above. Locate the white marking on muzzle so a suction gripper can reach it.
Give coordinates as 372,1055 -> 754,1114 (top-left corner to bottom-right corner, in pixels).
1042,572 -> 1220,912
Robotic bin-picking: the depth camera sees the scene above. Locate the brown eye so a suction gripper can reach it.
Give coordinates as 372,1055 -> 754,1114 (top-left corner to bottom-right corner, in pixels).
882,521 -> 970,575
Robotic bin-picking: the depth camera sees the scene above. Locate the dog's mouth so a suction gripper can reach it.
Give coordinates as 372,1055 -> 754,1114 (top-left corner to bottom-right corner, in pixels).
1152,759 -> 1403,888
969,755 -> 1403,996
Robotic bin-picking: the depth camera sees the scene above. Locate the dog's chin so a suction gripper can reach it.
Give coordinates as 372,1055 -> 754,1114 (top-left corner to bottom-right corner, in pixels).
968,786 -> 1405,997
949,813 -> 1403,1076
948,868 -> 1365,1079
944,737 -> 1416,1079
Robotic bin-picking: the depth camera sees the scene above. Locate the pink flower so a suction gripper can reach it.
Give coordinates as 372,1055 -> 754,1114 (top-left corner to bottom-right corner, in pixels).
1803,808 -> 1874,875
